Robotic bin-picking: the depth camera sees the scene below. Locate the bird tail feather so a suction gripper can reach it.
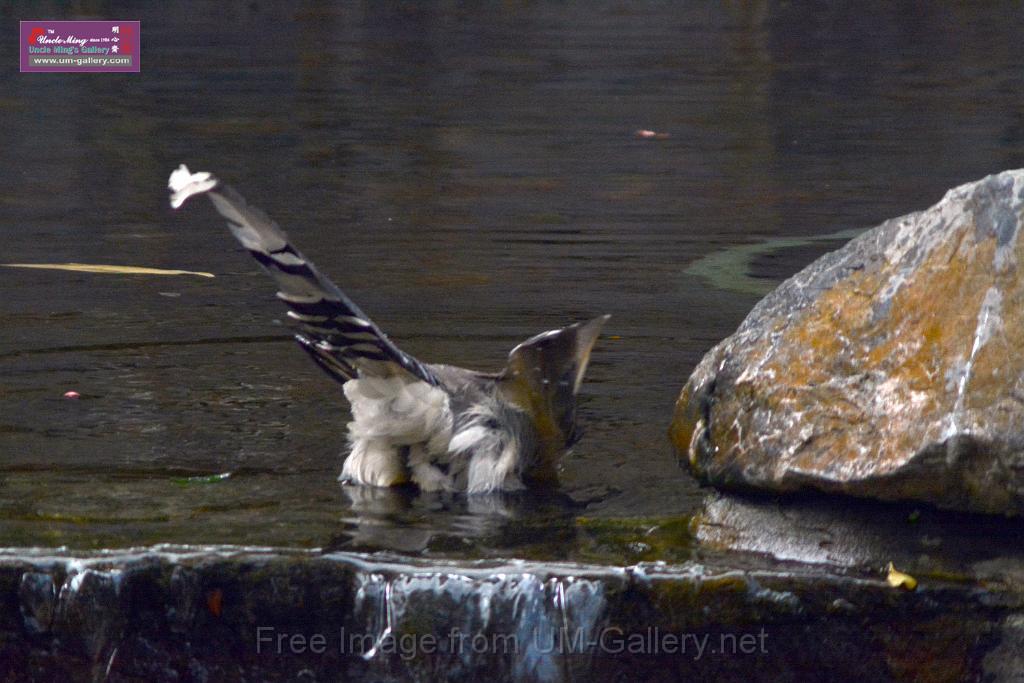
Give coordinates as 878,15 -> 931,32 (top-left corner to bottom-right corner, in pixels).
168,164 -> 438,385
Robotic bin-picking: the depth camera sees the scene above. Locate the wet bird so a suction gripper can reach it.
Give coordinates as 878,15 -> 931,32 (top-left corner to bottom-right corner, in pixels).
168,165 -> 608,494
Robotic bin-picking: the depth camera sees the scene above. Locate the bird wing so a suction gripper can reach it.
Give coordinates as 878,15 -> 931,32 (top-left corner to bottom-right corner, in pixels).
168,164 -> 439,387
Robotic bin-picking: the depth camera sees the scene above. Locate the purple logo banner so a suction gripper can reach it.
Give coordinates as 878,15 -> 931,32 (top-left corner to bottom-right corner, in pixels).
20,20 -> 140,73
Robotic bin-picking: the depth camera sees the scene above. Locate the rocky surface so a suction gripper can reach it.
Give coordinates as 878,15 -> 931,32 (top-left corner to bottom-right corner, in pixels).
672,169 -> 1024,514
0,539 -> 1022,683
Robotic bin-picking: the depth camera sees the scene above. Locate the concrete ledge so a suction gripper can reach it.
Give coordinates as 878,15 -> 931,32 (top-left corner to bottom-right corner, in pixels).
1,545 -> 1020,682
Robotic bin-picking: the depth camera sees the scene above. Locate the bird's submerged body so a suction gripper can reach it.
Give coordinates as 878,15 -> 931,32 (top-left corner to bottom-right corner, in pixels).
341,366 -> 540,493
169,165 -> 607,494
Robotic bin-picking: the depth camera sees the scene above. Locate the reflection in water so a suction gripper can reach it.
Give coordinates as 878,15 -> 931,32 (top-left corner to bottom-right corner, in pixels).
693,490 -> 1024,582
684,228 -> 866,296
332,485 -> 579,557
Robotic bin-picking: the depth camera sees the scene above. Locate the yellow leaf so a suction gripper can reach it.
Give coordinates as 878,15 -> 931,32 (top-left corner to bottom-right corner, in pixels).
1,263 -> 214,278
885,562 -> 918,590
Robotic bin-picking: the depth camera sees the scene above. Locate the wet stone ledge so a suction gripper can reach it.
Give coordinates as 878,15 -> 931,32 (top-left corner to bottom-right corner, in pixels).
0,546 -> 1021,682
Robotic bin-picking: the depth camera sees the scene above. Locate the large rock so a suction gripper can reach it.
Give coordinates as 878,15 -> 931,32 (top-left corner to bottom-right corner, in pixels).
672,169 -> 1024,515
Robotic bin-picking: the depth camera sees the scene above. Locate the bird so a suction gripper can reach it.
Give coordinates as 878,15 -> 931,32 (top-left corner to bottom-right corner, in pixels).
168,165 -> 608,494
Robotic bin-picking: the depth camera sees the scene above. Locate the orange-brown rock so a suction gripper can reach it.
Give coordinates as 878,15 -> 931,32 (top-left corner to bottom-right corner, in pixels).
672,170 -> 1024,514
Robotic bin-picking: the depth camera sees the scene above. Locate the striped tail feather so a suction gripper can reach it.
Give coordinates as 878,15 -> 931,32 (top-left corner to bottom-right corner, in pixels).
168,164 -> 438,386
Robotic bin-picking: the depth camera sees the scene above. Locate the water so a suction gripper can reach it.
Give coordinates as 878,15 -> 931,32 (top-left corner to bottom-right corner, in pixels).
2,1 -> 1024,557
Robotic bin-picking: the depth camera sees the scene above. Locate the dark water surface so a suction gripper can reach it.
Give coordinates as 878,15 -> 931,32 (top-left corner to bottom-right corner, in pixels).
2,2 -> 1024,557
